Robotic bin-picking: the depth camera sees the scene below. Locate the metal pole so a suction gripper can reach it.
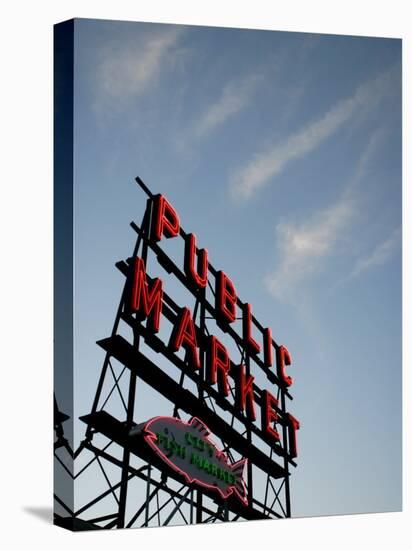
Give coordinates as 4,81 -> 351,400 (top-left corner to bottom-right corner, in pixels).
280,388 -> 291,517
117,199 -> 152,528
196,286 -> 206,523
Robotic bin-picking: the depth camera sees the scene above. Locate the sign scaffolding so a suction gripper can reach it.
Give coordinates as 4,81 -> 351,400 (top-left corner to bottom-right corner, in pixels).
54,177 -> 300,530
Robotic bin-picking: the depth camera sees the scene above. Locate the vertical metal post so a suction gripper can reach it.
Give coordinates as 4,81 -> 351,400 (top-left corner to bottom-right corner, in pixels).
196,287 -> 206,523
223,501 -> 229,522
245,353 -> 254,508
280,388 -> 291,517
189,488 -> 194,524
117,199 -> 153,528
144,464 -> 152,527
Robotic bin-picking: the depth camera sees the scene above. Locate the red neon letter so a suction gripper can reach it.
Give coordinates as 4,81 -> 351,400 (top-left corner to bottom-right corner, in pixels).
184,233 -> 208,289
235,364 -> 256,421
151,194 -> 180,242
242,303 -> 261,355
216,271 -> 237,324
263,327 -> 273,367
169,307 -> 200,370
286,413 -> 300,458
276,345 -> 293,387
261,390 -> 280,442
129,257 -> 163,333
206,336 -> 230,396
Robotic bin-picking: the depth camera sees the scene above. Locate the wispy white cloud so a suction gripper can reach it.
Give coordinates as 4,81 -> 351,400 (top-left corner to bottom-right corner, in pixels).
349,227 -> 401,279
172,72 -> 266,157
264,130 -> 385,301
264,197 -> 355,301
94,27 -> 183,112
194,75 -> 261,138
231,66 -> 396,200
345,127 -> 387,192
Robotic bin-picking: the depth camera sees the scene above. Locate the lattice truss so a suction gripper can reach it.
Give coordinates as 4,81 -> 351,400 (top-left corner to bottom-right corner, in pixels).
54,178 -> 297,530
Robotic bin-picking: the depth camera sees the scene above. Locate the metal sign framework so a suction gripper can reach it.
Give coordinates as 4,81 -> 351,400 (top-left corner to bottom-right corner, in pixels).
54,177 -> 298,530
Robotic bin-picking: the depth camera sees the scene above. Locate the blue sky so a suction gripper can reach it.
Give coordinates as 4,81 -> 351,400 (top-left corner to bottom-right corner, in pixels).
65,19 -> 401,521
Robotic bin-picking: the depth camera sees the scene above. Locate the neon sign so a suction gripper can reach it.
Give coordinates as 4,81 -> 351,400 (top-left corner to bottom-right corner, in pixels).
138,416 -> 248,505
127,193 -> 300,457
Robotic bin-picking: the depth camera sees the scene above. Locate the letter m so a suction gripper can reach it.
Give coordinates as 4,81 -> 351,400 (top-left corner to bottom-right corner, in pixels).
129,257 -> 163,333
